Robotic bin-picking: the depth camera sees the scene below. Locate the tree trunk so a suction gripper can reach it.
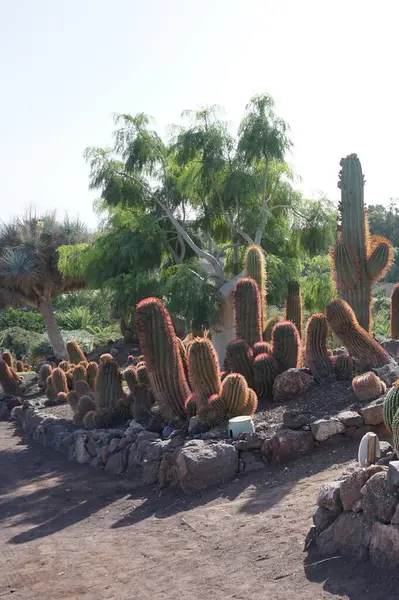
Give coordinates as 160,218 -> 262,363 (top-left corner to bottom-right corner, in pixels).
39,300 -> 67,359
233,242 -> 239,276
210,275 -> 241,367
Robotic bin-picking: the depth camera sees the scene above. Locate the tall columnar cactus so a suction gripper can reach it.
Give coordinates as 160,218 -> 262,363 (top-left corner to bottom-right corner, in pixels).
124,366 -> 139,392
135,297 -> 190,420
187,338 -> 221,408
176,336 -> 190,383
244,244 -> 267,327
253,341 -> 272,358
38,364 -> 53,389
221,373 -> 249,418
58,360 -> 70,372
0,359 -> 21,396
272,321 -> 302,374
253,353 -> 277,397
391,283 -> 399,339
16,360 -> 24,372
263,315 -> 280,342
66,340 -> 86,365
51,367 -> 68,395
305,314 -> 335,384
72,365 -> 87,387
331,154 -> 393,331
352,372 -> 386,402
383,381 -> 399,433
326,299 -> 390,368
2,351 -> 13,370
233,277 -> 262,348
137,364 -> 150,387
96,359 -> 124,412
86,362 -> 98,390
286,281 -> 303,335
225,339 -> 254,386
333,354 -> 354,380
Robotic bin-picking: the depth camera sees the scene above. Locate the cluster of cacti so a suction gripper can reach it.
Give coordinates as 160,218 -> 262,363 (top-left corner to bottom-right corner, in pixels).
286,281 -> 303,335
331,154 -> 393,331
0,359 -> 23,396
352,371 -> 386,402
135,297 -> 190,421
244,245 -> 267,327
272,321 -> 302,374
305,314 -> 335,384
66,340 -> 86,364
187,337 -> 221,408
233,277 -> 262,348
326,299 -> 390,368
198,373 -> 258,428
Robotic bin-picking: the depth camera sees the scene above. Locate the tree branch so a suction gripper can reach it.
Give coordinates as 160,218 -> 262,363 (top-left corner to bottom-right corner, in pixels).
270,204 -> 314,222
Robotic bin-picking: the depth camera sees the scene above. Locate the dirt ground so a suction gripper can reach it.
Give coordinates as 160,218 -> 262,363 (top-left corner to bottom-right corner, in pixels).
1,423 -> 399,600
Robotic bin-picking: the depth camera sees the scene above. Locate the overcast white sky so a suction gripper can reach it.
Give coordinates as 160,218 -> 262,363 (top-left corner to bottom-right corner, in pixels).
1,0 -> 397,227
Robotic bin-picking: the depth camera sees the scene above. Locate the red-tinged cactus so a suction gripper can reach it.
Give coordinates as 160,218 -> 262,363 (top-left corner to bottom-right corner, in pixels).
241,388 -> 258,415
176,336 -> 190,384
221,373 -> 249,419
38,364 -> 53,389
137,363 -> 150,387
124,366 -> 139,392
253,341 -> 273,358
67,390 -> 79,414
305,314 -> 335,384
253,353 -> 277,398
74,380 -> 90,399
244,244 -> 267,327
86,362 -> 98,391
185,393 -> 198,419
51,367 -> 68,395
66,340 -> 86,365
332,354 -> 354,380
16,360 -> 24,372
225,339 -> 254,387
197,393 -> 226,428
326,299 -> 390,368
58,360 -> 69,372
45,375 -> 56,401
331,154 -> 394,331
55,392 -> 67,405
135,297 -> 190,420
352,371 -> 386,402
220,370 -> 228,382
72,365 -> 87,387
233,277 -> 262,348
100,353 -> 114,363
66,370 -> 74,390
96,358 -> 124,412
272,321 -> 302,374
0,359 -> 22,396
187,338 -> 221,408
286,281 -> 303,335
2,351 -> 13,370
391,283 -> 399,339
263,315 -> 280,342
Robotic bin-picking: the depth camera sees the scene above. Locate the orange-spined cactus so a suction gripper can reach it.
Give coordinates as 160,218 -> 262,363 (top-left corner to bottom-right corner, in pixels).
225,339 -> 254,386
286,281 -> 303,335
244,244 -> 267,327
272,321 -> 302,374
305,314 -> 335,384
233,277 -> 262,348
187,338 -> 221,408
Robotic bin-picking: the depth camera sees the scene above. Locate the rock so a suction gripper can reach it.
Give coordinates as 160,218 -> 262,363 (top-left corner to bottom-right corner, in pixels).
240,451 -> 266,473
234,439 -> 248,451
304,526 -> 317,550
137,430 -> 160,442
10,405 -> 23,421
158,453 -> 178,489
7,397 -> 22,411
201,426 -> 228,440
360,398 -> 385,425
340,465 -> 386,511
369,522 -> 399,567
317,481 -> 342,511
374,360 -> 399,387
377,452 -> 396,466
162,425 -> 174,438
105,450 -> 126,476
316,512 -> 371,560
146,439 -> 164,461
174,440 -> 238,494
336,410 -> 364,427
142,459 -> 160,485
262,429 -> 314,464
0,403 -> 10,420
74,434 -> 91,464
188,417 -> 201,435
125,420 -> 144,437
391,503 -> 399,525
110,348 -> 119,357
313,506 -> 340,532
377,421 -> 392,437
361,471 -> 398,523
352,425 -> 378,440
273,369 -> 312,401
380,441 -> 393,457
311,418 -> 345,442
387,461 -> 399,489
245,432 -> 267,449
343,426 -> 357,438
108,437 -> 120,454
282,409 -> 309,430
381,339 -> 399,359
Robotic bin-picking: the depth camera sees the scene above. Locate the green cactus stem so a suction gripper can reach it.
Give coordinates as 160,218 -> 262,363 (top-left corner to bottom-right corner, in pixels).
225,339 -> 254,387
331,154 -> 393,331
2,351 -> 13,370
221,373 -> 249,418
137,364 -> 150,387
332,354 -> 354,380
286,281 -> 303,335
383,381 -> 399,433
305,314 -> 335,384
83,408 -> 112,430
184,393 -> 198,419
86,361 -> 98,390
392,410 -> 399,455
253,341 -> 273,358
391,283 -> 399,339
72,365 -> 87,387
51,367 -> 69,396
326,299 -> 390,368
78,394 -> 97,414
96,359 -> 124,412
135,297 -> 190,420
187,338 -> 221,408
241,388 -> 258,415
124,366 -> 139,392
244,244 -> 267,327
66,340 -> 86,365
233,277 -> 262,347
39,364 -> 53,389
253,353 -> 277,398
67,390 -> 79,414
272,321 -> 302,374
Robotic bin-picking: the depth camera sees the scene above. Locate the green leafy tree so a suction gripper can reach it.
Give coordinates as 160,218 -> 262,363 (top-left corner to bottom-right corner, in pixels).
0,214 -> 88,358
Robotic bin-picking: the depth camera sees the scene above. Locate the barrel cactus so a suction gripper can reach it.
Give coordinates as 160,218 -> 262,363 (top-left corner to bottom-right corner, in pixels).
16,360 -> 24,372
66,340 -> 86,365
326,299 -> 390,368
185,393 -> 198,419
96,359 -> 124,412
187,338 -> 221,408
135,297 -> 190,420
242,388 -> 258,415
197,394 -> 226,428
305,314 -> 335,384
333,354 -> 354,380
233,277 -> 262,347
86,361 -> 98,390
58,360 -> 70,372
244,244 -> 267,327
272,321 -> 302,373
392,410 -> 399,455
2,351 -> 13,370
124,366 -> 139,392
253,341 -> 272,358
286,281 -> 303,335
51,367 -> 68,395
352,372 -> 386,402
221,373 -> 249,419
263,315 -> 280,342
72,365 -> 87,387
331,154 -> 393,331
384,382 -> 399,433
137,364 -> 150,387
83,408 -> 112,430
0,359 -> 22,396
391,283 -> 399,339
39,364 -> 53,389
253,353 -> 277,398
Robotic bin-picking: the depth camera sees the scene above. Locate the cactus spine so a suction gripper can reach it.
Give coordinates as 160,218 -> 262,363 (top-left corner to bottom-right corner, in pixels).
233,277 -> 262,348
135,298 -> 190,420
244,245 -> 267,327
383,382 -> 399,433
391,283 -> 399,339
242,388 -> 258,415
253,353 -> 277,398
221,373 -> 249,418
187,338 -> 221,408
96,359 -> 124,411
331,154 -> 393,331
326,299 -> 390,368
286,281 -> 303,335
197,394 -> 226,428
305,314 -> 335,384
272,321 -> 302,373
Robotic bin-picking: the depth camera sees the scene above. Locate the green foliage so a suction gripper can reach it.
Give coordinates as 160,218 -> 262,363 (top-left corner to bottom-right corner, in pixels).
301,256 -> 334,314
0,327 -> 43,360
0,307 -> 45,333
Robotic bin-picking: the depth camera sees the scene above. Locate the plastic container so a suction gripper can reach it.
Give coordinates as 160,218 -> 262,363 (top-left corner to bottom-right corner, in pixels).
228,415 -> 255,439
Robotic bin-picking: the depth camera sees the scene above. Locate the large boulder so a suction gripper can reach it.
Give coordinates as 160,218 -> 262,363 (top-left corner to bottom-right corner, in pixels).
311,418 -> 345,442
272,369 -> 312,401
317,481 -> 342,512
262,429 -> 313,464
174,440 -> 238,494
369,522 -> 399,568
340,465 -> 386,511
313,507 -> 340,532
316,512 -> 371,560
336,410 -> 363,428
360,398 -> 385,426
282,409 -> 309,430
361,471 -> 398,523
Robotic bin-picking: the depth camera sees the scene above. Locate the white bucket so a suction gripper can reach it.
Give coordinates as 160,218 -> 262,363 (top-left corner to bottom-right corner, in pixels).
228,415 -> 255,439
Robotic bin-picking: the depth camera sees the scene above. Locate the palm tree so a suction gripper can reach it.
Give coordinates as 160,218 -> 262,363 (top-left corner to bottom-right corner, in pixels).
0,213 -> 88,359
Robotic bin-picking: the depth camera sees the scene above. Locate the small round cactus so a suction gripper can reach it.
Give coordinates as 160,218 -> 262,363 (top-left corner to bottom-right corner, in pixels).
352,372 -> 386,402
